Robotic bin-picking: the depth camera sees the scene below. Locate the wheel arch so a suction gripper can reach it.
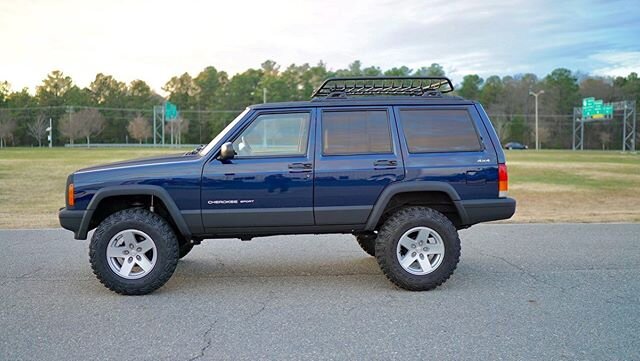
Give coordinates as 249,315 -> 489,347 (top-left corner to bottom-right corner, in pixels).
364,182 -> 469,231
76,185 -> 192,240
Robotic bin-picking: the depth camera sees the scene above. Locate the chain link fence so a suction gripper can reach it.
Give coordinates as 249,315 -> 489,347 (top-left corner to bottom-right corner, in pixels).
0,106 -> 636,150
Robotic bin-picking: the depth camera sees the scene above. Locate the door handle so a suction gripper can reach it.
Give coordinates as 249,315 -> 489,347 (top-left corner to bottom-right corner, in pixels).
288,162 -> 312,172
374,159 -> 397,169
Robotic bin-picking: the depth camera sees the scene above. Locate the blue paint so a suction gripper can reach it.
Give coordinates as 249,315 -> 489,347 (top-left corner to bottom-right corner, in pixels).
65,98 -> 511,234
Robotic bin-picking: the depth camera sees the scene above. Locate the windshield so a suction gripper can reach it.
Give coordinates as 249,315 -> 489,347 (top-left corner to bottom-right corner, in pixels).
198,108 -> 250,156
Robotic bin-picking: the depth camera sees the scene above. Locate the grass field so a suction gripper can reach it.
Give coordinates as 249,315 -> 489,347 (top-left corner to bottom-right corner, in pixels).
0,148 -> 638,228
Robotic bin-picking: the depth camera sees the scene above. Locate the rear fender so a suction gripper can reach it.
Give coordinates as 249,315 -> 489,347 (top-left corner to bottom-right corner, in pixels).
364,182 -> 468,230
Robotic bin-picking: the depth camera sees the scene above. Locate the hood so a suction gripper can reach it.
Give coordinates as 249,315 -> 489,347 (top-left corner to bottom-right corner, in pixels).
75,153 -> 198,174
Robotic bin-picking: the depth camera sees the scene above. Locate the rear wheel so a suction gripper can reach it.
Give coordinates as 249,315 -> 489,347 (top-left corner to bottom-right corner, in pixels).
375,206 -> 460,291
89,209 -> 179,295
179,241 -> 194,259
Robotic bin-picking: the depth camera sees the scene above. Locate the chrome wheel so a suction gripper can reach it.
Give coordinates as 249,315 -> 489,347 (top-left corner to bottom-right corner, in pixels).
106,229 -> 157,280
396,226 -> 445,275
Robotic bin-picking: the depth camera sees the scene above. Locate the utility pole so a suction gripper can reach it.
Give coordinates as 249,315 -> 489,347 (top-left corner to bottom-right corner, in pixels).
153,107 -> 156,146
529,90 -> 544,151
47,118 -> 52,148
263,88 -> 267,104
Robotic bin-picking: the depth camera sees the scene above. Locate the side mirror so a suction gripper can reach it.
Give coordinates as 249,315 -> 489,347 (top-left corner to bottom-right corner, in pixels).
218,142 -> 236,160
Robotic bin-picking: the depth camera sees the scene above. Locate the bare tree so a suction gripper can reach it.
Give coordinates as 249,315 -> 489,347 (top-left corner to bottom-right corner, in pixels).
75,108 -> 106,147
28,114 -> 49,147
0,111 -> 17,148
59,112 -> 81,145
177,117 -> 189,145
127,116 -> 151,144
488,114 -> 510,141
599,131 -> 612,150
165,117 -> 189,146
0,121 -> 16,148
537,127 -> 550,149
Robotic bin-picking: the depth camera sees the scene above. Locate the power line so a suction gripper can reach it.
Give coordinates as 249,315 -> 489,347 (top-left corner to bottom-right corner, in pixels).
488,113 -> 573,118
2,105 -> 574,118
0,105 -> 243,113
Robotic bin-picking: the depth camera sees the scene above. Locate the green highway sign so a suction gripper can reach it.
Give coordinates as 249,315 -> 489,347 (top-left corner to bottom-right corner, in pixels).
164,102 -> 178,120
582,97 -> 613,119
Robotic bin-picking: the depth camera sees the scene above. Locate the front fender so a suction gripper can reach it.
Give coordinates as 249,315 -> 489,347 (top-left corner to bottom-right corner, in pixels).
73,185 -> 192,240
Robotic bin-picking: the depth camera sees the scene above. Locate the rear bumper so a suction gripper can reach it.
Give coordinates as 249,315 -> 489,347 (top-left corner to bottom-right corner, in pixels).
59,208 -> 90,239
460,197 -> 516,225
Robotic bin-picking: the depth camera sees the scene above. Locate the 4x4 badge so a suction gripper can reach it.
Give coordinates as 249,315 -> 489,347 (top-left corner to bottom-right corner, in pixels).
477,158 -> 490,163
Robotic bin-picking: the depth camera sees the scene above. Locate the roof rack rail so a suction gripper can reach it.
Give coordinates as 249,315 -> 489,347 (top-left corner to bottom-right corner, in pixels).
311,76 -> 454,98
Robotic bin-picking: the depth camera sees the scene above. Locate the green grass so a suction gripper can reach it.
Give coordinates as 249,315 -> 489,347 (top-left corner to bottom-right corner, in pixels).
505,150 -> 640,222
0,147 -> 188,228
0,148 -> 638,228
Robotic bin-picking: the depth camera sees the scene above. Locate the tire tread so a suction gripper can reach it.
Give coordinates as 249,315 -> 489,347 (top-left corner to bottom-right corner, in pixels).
89,208 -> 179,295
374,206 -> 461,291
356,234 -> 376,257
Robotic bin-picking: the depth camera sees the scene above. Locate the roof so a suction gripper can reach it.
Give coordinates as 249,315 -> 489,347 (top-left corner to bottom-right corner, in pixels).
249,96 -> 475,110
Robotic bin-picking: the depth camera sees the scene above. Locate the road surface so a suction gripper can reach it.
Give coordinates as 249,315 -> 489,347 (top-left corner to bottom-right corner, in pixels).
0,224 -> 638,360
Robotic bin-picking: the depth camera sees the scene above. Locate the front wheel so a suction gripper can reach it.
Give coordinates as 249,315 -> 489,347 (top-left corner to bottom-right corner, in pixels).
375,207 -> 460,291
355,234 -> 376,257
89,209 -> 179,295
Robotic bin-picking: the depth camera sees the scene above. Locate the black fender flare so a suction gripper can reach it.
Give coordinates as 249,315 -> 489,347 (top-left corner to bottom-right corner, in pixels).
364,181 -> 469,230
77,185 -> 192,240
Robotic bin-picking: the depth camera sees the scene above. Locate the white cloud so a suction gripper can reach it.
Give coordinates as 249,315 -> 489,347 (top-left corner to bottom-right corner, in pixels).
591,51 -> 640,77
0,0 -> 638,94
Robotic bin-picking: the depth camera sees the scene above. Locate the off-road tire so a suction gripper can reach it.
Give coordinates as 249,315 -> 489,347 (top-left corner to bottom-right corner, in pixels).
375,206 -> 461,291
355,234 -> 376,257
179,242 -> 194,259
89,208 -> 179,295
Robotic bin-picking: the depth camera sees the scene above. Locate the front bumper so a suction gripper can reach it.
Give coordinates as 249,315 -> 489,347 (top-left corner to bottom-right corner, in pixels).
59,207 -> 90,239
460,197 -> 516,225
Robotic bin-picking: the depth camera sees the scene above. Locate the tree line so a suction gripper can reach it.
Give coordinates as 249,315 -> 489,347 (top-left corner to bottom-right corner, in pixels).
0,60 -> 638,149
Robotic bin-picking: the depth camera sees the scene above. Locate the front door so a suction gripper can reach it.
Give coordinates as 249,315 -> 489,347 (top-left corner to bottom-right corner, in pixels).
201,110 -> 315,231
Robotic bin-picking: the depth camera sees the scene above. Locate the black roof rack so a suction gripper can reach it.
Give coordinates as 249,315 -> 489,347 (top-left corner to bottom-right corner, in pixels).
311,76 -> 454,98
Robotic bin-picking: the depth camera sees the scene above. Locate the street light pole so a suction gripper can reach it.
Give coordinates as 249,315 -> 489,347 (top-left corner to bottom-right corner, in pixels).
529,90 -> 544,151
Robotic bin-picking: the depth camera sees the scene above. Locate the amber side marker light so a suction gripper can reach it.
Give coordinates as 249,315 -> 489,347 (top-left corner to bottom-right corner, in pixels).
68,183 -> 75,207
498,163 -> 508,198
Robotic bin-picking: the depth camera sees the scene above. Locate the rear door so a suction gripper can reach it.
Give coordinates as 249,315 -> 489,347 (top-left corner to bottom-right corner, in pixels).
313,106 -> 404,225
393,105 -> 498,199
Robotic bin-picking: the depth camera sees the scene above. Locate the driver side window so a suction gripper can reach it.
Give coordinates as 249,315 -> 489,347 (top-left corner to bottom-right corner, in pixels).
232,112 -> 310,157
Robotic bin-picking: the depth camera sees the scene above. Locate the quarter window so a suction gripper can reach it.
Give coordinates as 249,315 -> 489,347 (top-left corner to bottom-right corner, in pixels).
322,110 -> 392,155
233,112 -> 310,157
399,109 -> 482,153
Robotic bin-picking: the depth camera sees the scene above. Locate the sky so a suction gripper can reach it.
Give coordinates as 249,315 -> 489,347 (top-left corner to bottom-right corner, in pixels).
1,0 -> 639,94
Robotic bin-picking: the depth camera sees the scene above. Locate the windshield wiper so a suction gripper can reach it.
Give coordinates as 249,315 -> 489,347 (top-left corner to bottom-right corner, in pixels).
184,144 -> 204,156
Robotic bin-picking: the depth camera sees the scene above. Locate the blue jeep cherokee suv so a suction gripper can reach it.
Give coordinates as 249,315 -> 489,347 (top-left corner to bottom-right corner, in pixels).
59,77 -> 515,295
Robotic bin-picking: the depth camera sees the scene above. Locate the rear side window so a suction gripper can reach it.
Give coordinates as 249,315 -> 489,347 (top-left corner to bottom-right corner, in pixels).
399,109 -> 482,153
322,110 -> 392,155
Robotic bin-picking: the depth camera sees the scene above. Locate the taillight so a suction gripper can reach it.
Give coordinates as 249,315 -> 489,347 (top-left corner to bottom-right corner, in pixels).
68,183 -> 75,207
498,163 -> 508,198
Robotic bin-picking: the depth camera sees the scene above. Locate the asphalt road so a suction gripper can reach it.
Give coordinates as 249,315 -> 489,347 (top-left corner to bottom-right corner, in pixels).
0,224 -> 638,361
